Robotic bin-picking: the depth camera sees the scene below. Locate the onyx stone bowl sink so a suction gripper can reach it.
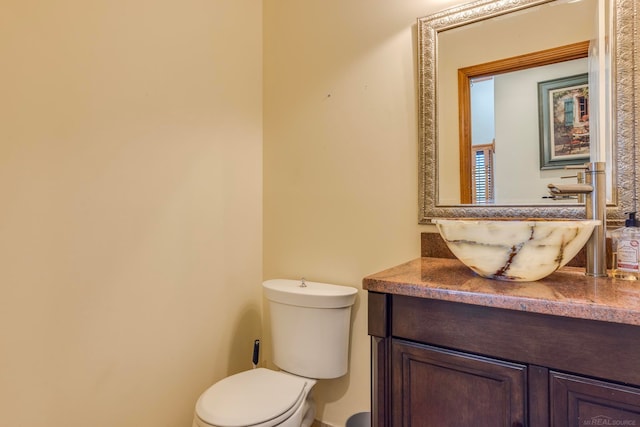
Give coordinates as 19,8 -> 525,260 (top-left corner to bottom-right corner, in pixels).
432,219 -> 600,282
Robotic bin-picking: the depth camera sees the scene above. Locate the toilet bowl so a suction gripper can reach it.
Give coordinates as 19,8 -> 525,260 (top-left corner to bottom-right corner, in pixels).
192,279 -> 357,427
192,368 -> 316,427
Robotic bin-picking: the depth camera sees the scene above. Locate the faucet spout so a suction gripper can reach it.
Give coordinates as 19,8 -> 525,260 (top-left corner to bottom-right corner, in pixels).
548,162 -> 607,277
547,183 -> 593,194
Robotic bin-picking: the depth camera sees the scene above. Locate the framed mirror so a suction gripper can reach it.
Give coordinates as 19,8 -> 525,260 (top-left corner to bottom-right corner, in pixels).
418,0 -> 639,226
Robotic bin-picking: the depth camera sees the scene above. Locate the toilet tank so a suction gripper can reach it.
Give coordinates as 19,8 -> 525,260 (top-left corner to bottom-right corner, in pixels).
263,279 -> 357,379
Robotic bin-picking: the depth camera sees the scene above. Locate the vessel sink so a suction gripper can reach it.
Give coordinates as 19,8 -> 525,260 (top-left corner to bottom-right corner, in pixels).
432,219 -> 600,282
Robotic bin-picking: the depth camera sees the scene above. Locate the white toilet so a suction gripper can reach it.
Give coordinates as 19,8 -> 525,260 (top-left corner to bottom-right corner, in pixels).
192,279 -> 358,427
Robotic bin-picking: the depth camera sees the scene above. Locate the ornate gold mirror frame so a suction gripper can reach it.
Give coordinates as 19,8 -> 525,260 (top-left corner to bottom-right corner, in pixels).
418,0 -> 639,226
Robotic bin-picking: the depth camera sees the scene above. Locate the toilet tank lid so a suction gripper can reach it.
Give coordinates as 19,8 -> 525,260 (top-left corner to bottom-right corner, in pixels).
263,279 -> 357,308
196,368 -> 311,427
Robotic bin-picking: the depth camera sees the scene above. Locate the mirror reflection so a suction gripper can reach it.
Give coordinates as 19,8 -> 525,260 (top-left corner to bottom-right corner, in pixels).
460,46 -> 591,204
436,0 -> 603,206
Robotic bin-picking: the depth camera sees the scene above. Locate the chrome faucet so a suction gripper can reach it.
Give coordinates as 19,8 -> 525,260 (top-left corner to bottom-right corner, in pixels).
547,161 -> 607,277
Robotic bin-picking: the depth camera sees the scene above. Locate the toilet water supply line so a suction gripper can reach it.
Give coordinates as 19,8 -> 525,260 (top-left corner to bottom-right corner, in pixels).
252,339 -> 260,369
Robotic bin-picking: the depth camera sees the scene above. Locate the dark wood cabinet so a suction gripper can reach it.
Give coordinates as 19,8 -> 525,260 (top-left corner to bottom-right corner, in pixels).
392,340 -> 526,427
551,372 -> 640,426
368,292 -> 640,427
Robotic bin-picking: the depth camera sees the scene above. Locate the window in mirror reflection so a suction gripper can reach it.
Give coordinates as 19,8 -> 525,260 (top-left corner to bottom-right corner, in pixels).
472,143 -> 495,203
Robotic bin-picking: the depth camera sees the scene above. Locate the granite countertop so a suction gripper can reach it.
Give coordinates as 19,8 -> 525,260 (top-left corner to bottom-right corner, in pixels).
363,257 -> 640,326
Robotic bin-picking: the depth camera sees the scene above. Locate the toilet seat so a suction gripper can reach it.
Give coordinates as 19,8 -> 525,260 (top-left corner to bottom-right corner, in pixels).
195,368 -> 311,427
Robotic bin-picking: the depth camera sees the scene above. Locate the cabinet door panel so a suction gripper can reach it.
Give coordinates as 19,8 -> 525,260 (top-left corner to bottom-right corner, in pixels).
551,371 -> 640,426
392,339 -> 526,427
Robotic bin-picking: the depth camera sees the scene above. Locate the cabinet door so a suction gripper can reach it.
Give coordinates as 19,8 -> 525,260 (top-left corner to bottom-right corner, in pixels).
392,339 -> 527,427
551,371 -> 640,426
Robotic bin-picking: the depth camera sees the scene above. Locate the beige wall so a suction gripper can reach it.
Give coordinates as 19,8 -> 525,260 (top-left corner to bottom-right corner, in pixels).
0,1 -> 263,426
3,0 -> 580,425
263,0 -> 462,425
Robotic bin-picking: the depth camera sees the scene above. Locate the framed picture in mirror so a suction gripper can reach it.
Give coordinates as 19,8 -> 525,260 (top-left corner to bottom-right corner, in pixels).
538,73 -> 590,169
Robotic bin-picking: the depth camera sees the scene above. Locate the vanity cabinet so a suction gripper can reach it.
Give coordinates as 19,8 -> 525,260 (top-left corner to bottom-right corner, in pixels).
392,339 -> 527,426
550,371 -> 640,426
368,291 -> 640,427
